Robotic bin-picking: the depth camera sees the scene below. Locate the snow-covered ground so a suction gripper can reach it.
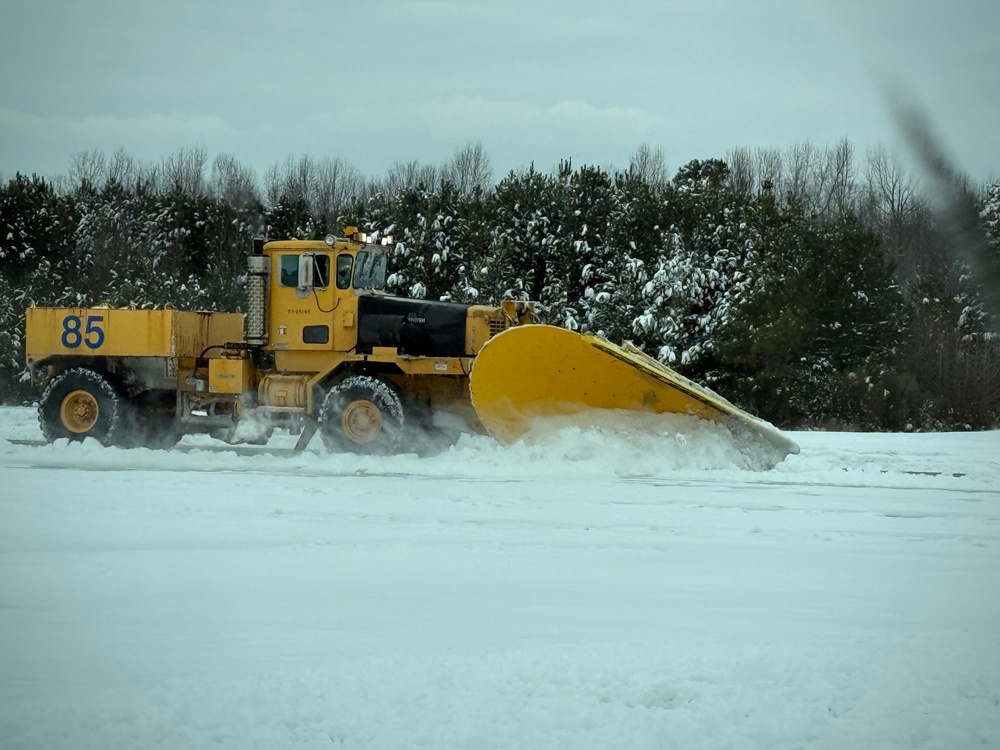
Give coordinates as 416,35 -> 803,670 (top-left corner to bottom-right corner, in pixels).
1,405 -> 998,749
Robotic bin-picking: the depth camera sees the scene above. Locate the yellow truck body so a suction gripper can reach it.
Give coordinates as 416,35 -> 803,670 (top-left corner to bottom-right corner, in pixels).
25,308 -> 244,364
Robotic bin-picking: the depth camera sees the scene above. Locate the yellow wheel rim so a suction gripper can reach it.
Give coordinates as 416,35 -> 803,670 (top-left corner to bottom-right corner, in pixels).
60,389 -> 100,434
341,400 -> 382,444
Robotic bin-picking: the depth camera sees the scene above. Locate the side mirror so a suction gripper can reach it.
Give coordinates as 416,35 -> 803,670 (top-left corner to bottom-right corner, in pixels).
297,254 -> 315,291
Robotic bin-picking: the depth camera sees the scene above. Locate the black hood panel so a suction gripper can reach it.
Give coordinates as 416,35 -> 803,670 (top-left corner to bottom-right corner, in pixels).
357,296 -> 470,357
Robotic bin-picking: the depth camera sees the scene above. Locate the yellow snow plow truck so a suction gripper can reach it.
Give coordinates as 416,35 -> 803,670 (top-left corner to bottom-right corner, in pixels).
24,229 -> 799,463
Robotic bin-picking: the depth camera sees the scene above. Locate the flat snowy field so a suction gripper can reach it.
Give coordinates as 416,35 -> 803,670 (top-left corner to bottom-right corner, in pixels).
1,405 -> 998,749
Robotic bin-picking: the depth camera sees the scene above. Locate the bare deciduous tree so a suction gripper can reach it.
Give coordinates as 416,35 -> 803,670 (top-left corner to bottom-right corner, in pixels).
263,156 -> 314,206
629,142 -> 668,192
862,144 -> 929,278
210,154 -> 260,209
754,147 -> 784,195
726,140 -> 859,214
68,150 -> 107,190
160,146 -> 208,196
785,141 -> 818,208
864,145 -> 919,228
106,148 -> 140,189
816,138 -> 858,218
312,157 -> 363,227
380,160 -> 440,197
444,141 -> 493,198
726,146 -> 754,197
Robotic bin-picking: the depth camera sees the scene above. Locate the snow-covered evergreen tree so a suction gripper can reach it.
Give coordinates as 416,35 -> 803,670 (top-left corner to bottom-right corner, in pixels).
263,194 -> 322,241
626,160 -> 759,371
983,183 -> 1000,247
0,174 -> 77,288
582,172 -> 668,342
714,193 -> 906,426
544,162 -> 614,331
366,181 -> 470,302
492,167 -> 561,310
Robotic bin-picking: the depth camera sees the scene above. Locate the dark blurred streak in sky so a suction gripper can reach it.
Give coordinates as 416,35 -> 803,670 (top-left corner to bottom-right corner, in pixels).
884,86 -> 1000,323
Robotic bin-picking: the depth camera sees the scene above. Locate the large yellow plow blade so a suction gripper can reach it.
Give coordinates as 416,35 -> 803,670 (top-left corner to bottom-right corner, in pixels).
470,325 -> 799,465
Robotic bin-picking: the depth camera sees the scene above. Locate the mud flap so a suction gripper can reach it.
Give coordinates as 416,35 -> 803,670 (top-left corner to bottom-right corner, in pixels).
469,325 -> 799,465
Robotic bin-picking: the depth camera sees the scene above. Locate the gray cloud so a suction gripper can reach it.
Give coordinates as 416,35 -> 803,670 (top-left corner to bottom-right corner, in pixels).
1,0 -> 996,183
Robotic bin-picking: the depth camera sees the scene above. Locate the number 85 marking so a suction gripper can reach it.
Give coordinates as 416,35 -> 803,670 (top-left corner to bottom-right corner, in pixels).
61,315 -> 105,350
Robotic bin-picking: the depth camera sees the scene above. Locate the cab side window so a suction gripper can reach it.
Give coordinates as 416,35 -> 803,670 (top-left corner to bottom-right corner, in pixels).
313,255 -> 330,287
279,255 -> 298,287
336,254 -> 353,289
278,254 -> 331,288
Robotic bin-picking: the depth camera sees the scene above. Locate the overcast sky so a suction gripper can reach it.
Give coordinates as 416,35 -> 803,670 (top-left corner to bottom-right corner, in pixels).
1,0 -> 997,185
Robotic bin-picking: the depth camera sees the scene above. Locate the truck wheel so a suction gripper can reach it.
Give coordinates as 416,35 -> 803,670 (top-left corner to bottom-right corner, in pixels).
320,375 -> 405,454
38,367 -> 127,446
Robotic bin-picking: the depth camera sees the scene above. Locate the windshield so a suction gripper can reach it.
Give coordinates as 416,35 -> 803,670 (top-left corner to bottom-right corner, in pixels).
353,250 -> 388,290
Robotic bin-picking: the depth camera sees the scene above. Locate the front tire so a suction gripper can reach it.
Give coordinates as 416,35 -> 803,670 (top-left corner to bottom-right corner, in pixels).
320,375 -> 405,454
38,367 -> 127,445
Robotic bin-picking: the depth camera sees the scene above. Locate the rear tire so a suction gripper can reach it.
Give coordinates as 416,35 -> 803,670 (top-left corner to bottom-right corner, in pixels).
38,367 -> 127,446
320,375 -> 405,454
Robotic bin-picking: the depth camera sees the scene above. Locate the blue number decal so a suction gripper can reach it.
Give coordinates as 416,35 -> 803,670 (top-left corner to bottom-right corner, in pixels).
61,315 -> 82,348
61,314 -> 105,350
84,315 -> 105,349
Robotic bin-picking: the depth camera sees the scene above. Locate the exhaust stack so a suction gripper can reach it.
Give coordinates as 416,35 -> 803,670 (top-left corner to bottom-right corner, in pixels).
245,255 -> 270,346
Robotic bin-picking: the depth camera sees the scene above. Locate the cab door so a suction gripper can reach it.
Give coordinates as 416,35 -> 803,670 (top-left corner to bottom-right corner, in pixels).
268,252 -> 336,350
331,252 -> 360,352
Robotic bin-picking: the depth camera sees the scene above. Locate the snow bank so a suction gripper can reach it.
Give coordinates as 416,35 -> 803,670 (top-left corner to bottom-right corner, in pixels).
2,407 -> 996,491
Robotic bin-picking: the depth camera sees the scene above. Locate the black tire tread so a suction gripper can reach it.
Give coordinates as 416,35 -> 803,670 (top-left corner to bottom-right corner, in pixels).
37,367 -> 127,446
319,374 -> 405,454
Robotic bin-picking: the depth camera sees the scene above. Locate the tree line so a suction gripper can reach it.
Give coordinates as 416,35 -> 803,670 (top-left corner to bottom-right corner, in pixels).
1,141 -> 998,430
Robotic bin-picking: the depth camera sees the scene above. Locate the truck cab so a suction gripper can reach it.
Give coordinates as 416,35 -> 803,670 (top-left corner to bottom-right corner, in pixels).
241,229 -> 531,452
250,230 -> 510,373
261,232 -> 389,354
